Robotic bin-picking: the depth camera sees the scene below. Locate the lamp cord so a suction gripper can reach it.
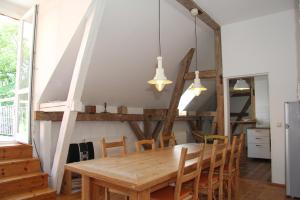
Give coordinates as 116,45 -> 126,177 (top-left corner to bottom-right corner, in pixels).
194,15 -> 198,71
158,0 -> 161,57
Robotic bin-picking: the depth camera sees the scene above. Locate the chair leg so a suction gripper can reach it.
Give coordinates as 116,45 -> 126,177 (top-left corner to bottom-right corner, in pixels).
232,174 -> 240,200
219,183 -> 223,200
208,188 -> 213,200
105,188 -> 110,200
228,178 -> 232,200
213,190 -> 217,200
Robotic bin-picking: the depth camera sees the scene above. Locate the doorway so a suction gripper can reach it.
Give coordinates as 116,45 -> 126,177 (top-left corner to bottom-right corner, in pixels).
227,74 -> 272,182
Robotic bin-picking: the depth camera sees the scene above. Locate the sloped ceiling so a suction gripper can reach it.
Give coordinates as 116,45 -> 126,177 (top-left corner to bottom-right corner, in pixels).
40,0 -> 216,110
39,0 -> 295,111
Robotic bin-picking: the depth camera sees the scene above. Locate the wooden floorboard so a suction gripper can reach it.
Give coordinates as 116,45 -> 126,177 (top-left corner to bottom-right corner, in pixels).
240,152 -> 272,182
57,179 -> 294,200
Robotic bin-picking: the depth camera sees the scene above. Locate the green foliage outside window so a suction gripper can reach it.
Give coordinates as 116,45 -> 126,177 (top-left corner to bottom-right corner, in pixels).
0,17 -> 18,106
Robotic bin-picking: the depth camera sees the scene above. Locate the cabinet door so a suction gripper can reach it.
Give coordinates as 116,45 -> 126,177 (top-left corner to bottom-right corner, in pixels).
248,143 -> 271,159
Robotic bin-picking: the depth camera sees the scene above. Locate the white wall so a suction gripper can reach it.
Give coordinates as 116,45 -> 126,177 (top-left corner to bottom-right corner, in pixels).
35,105 -> 193,174
222,9 -> 299,184
34,0 -> 92,108
254,75 -> 270,127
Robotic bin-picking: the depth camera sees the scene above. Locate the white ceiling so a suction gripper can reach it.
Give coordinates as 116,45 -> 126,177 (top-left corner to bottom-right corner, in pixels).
194,0 -> 296,25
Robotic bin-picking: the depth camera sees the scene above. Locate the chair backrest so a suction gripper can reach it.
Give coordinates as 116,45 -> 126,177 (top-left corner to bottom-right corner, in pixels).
235,133 -> 245,175
101,136 -> 127,158
208,140 -> 228,187
191,131 -> 206,143
204,134 -> 228,144
160,132 -> 177,148
174,144 -> 205,200
135,139 -> 156,152
227,136 -> 238,173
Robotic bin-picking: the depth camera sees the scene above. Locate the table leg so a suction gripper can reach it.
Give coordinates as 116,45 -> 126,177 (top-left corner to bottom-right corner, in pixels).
82,175 -> 91,200
130,190 -> 150,200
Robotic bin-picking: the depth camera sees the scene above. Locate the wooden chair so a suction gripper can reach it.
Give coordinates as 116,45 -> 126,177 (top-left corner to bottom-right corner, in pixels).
204,135 -> 228,144
198,139 -> 228,200
101,136 -> 128,200
151,144 -> 205,200
219,133 -> 244,200
101,136 -> 127,157
135,139 -> 156,152
192,131 -> 206,143
160,132 -> 177,148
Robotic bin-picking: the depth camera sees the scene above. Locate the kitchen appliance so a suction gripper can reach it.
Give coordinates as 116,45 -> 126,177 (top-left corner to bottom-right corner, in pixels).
285,101 -> 300,198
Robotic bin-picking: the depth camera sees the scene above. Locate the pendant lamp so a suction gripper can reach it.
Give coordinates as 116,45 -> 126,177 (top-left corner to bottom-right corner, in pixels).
233,79 -> 250,90
190,8 -> 207,96
148,0 -> 172,92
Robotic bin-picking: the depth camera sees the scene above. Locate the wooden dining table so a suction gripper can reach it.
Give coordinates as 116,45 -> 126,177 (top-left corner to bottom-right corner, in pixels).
65,143 -> 217,200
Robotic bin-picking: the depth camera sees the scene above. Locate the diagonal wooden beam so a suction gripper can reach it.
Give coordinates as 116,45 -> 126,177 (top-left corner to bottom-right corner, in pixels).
176,0 -> 220,31
128,121 -> 154,150
184,69 -> 216,80
151,121 -> 163,140
50,0 -> 107,192
232,97 -> 251,133
128,121 -> 145,141
162,48 -> 195,136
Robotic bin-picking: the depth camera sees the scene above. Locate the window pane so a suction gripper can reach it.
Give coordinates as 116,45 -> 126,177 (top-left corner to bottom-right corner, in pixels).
19,18 -> 33,89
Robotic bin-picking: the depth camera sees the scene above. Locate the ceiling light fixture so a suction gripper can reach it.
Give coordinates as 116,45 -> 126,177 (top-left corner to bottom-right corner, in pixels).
233,79 -> 250,90
190,8 -> 207,96
148,0 -> 172,92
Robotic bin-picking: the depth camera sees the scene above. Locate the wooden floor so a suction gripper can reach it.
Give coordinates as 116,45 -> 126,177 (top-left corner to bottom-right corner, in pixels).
240,153 -> 272,182
57,178 -> 291,200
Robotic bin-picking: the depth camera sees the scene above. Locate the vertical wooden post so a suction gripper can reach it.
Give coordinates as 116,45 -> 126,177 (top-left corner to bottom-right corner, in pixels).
162,48 -> 195,136
50,0 -> 107,192
215,29 -> 224,135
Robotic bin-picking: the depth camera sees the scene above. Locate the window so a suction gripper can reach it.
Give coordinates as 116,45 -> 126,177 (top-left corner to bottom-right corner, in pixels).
178,84 -> 196,113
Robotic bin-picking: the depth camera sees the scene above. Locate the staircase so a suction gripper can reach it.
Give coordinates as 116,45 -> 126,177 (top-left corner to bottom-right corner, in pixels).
0,143 -> 56,200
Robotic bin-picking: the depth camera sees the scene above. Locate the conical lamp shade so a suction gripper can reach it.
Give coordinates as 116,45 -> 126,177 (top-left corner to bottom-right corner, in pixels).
234,79 -> 250,90
190,71 -> 207,96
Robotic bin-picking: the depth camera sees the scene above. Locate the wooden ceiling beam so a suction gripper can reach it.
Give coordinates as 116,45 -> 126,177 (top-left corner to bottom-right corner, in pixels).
184,69 -> 216,80
176,0 -> 220,31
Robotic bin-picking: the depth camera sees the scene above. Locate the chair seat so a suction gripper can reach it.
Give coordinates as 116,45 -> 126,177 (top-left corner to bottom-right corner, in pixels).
151,185 -> 192,200
199,174 -> 219,188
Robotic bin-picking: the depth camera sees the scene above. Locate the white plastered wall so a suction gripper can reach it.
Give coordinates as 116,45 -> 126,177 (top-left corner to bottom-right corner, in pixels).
222,9 -> 299,184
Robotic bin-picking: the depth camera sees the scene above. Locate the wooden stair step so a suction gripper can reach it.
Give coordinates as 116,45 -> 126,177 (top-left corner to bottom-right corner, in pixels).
0,143 -> 32,160
0,158 -> 41,178
0,172 -> 49,197
1,188 -> 56,200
